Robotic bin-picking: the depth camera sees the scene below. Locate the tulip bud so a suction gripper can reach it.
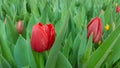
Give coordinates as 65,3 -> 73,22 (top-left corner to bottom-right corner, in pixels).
116,5 -> 120,13
87,17 -> 102,43
16,20 -> 23,34
30,22 -> 55,52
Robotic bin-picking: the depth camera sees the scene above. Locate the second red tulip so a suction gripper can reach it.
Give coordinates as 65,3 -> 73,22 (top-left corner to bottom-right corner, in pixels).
87,17 -> 102,43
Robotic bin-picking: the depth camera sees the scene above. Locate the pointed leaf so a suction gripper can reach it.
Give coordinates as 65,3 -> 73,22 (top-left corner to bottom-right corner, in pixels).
55,52 -> 72,68
14,35 -> 29,67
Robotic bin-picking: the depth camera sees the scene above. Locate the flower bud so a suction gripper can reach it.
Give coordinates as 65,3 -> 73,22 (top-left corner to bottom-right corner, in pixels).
30,22 -> 55,52
87,17 -> 102,43
116,5 -> 120,13
16,20 -> 23,34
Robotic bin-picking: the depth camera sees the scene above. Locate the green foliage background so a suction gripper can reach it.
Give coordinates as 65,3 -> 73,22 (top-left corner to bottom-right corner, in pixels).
0,0 -> 120,68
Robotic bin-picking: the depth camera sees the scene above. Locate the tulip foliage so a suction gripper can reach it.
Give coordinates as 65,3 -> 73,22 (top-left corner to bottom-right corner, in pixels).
0,0 -> 120,68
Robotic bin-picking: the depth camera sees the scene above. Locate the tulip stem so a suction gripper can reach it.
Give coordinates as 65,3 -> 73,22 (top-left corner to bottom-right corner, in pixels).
33,52 -> 40,68
39,53 -> 44,68
45,51 -> 49,60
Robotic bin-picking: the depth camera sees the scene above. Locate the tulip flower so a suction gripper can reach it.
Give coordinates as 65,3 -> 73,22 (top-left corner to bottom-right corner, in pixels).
87,17 -> 102,43
30,22 -> 55,52
16,20 -> 23,34
116,5 -> 120,13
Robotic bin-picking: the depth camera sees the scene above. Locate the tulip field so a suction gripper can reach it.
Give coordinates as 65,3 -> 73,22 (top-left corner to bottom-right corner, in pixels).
1,0 -> 120,68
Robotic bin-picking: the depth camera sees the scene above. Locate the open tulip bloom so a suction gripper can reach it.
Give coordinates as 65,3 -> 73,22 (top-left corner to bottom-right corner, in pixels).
30,23 -> 55,52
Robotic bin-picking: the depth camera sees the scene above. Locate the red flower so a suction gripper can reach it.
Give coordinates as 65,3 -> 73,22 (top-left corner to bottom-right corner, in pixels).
87,17 -> 102,43
30,22 -> 55,52
116,5 -> 120,13
16,20 -> 23,34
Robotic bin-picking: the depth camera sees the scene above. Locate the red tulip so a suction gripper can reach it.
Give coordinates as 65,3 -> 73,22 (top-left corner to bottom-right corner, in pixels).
116,5 -> 120,13
87,17 -> 102,43
16,20 -> 23,34
30,22 -> 55,52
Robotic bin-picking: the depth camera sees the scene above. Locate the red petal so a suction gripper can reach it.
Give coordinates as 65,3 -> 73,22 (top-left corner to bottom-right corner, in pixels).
87,17 -> 102,43
46,23 -> 55,50
30,23 -> 48,52
94,19 -> 102,43
87,17 -> 99,40
116,6 -> 120,13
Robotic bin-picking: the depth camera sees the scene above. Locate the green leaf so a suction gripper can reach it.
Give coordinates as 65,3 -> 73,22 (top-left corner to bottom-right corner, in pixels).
0,20 -> 15,67
63,32 -> 72,58
55,21 -> 62,35
5,15 -> 18,44
79,6 -> 86,27
14,35 -> 29,67
112,60 -> 120,68
29,0 -> 40,18
0,55 -> 11,68
45,10 -> 70,68
37,0 -> 47,13
2,1 -> 16,19
105,33 -> 120,67
85,0 -> 92,12
55,52 -> 72,68
21,65 -> 30,68
104,4 -> 112,25
26,33 -> 37,68
0,57 -> 2,68
86,24 -> 120,68
69,32 -> 81,68
40,3 -> 49,24
26,15 -> 37,35
47,4 -> 55,23
78,28 -> 87,68
83,34 -> 93,67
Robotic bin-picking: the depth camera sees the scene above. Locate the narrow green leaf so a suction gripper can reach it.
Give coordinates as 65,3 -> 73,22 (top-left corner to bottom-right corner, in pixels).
63,32 -> 72,58
83,34 -> 93,67
26,33 -> 37,68
105,33 -> 120,67
78,28 -> 87,68
112,60 -> 120,68
55,52 -> 72,68
0,20 -> 15,67
37,0 -> 47,13
29,0 -> 40,18
0,56 -> 3,68
21,65 -> 30,68
70,32 -> 81,68
40,3 -> 48,24
27,15 -> 37,35
104,4 -> 112,25
2,1 -> 16,19
5,15 -> 18,44
0,55 -> 11,68
47,3 -> 55,22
